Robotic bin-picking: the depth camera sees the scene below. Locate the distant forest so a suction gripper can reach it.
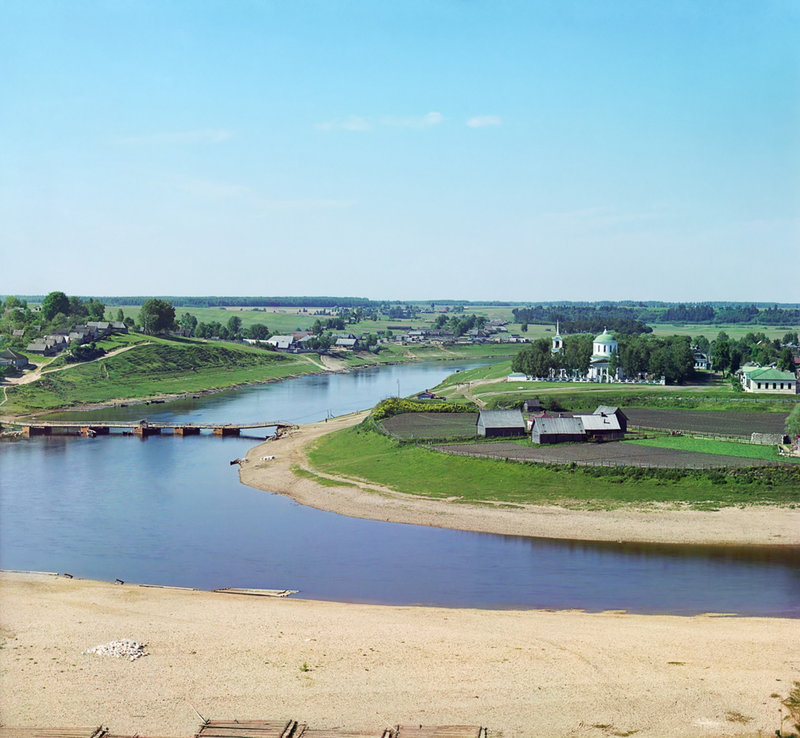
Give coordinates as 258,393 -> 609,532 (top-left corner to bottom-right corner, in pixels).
4,296 -> 800,325
512,303 -> 800,329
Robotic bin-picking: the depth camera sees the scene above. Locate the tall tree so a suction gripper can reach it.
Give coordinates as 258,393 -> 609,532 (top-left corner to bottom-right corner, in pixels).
248,323 -> 270,340
778,347 -> 794,371
226,315 -> 242,338
41,291 -> 69,321
139,299 -> 176,335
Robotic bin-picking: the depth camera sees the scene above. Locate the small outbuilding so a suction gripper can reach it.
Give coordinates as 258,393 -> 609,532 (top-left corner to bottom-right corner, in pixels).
522,398 -> 543,413
531,416 -> 586,444
476,409 -> 526,438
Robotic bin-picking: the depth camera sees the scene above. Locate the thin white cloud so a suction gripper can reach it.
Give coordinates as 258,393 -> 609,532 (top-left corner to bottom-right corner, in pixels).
115,129 -> 234,145
315,112 -> 444,131
466,115 -> 502,128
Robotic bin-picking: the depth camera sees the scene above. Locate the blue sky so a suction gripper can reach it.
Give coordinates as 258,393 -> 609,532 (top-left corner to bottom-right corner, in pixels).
2,0 -> 798,301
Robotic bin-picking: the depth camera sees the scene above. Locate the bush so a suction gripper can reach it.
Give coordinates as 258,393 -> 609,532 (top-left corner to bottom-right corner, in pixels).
371,397 -> 474,421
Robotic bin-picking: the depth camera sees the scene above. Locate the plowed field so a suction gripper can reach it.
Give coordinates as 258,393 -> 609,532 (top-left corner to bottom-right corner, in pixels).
623,408 -> 788,437
437,441 -> 787,469
381,412 -> 479,439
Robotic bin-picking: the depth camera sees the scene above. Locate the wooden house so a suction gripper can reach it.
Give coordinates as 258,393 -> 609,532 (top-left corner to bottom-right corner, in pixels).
0,348 -> 29,369
593,406 -> 628,433
476,409 -> 526,437
523,398 -> 543,413
574,413 -> 625,441
531,416 -> 586,444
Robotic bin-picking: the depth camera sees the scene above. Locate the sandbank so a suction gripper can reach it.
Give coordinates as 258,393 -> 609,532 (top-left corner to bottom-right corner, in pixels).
1,572 -> 798,738
239,413 -> 800,547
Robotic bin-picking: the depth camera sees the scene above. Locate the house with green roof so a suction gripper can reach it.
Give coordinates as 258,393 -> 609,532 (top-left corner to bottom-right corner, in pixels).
740,366 -> 797,394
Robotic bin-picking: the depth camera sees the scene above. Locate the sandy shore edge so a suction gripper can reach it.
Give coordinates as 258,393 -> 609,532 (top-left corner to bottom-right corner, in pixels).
1,571 -> 798,738
239,413 -> 800,547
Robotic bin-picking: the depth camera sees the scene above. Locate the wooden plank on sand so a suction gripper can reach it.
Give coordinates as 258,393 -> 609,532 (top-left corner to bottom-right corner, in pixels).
196,720 -> 298,738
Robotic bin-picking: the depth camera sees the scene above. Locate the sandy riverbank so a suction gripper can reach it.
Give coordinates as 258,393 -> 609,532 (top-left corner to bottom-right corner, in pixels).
1,571 -> 798,738
239,413 -> 800,547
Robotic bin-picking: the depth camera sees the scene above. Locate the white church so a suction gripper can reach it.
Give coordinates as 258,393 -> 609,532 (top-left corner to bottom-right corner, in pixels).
551,323 -> 619,381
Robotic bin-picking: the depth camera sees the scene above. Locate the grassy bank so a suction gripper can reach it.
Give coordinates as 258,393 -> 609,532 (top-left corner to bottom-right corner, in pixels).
2,340 -> 319,415
307,422 -> 800,508
433,362 -> 797,413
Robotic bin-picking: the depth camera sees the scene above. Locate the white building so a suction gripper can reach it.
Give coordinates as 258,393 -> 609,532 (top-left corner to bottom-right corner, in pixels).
587,329 -> 618,381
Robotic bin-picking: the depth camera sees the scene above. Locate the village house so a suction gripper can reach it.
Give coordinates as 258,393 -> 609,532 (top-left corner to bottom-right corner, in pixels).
335,337 -> 359,350
476,409 -> 526,437
692,349 -> 711,370
86,321 -> 114,338
740,366 -> 798,394
531,416 -> 586,444
0,348 -> 29,369
573,412 -> 625,441
26,338 -> 62,356
593,406 -> 628,432
530,406 -> 629,444
265,335 -> 296,350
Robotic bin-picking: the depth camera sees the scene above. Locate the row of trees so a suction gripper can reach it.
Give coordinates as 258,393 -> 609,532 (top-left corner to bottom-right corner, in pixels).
433,313 -> 488,336
511,302 -> 800,326
511,334 -> 696,383
710,331 -> 796,374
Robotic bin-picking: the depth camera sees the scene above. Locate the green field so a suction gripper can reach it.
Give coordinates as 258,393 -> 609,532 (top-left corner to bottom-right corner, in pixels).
2,338 -> 320,415
307,423 -> 800,508
627,435 -> 796,463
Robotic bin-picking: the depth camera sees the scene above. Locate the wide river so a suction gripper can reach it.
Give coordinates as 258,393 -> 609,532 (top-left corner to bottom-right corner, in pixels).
1,360 -> 798,616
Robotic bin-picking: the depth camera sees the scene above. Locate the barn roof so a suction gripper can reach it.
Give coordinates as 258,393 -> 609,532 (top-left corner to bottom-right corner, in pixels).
575,414 -> 622,432
533,416 -> 586,436
477,409 -> 525,429
594,405 -> 628,420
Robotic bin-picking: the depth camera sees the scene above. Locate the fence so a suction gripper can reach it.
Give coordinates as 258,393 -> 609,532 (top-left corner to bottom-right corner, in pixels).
627,425 -> 755,443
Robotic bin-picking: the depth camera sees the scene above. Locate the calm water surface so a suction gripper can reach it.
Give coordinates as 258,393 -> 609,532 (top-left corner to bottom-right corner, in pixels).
2,361 -> 798,616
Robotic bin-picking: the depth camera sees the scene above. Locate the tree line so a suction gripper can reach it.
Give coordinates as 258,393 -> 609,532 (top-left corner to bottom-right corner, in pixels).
512,334 -> 696,383
512,302 -> 800,326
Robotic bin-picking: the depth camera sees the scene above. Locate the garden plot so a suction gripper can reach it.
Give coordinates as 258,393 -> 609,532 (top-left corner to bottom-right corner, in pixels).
623,408 -> 788,437
380,412 -> 479,439
437,440 -> 786,469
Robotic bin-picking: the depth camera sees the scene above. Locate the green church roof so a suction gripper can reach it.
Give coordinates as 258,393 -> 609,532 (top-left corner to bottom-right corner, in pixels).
593,329 -> 616,344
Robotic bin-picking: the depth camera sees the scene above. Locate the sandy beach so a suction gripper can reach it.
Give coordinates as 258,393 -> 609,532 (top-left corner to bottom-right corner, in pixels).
239,413 -> 800,547
1,571 -> 798,738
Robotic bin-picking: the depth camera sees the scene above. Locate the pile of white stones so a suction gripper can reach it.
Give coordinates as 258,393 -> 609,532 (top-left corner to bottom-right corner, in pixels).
83,638 -> 148,661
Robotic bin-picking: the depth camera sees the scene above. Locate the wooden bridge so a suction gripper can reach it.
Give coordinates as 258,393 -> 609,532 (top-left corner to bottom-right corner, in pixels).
19,420 -> 295,438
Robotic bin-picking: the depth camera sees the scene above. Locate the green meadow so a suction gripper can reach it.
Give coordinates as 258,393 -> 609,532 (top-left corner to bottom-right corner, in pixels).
307,422 -> 800,509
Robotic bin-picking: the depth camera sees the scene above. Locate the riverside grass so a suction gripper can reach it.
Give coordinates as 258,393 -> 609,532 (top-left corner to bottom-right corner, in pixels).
2,340 -> 319,414
307,422 -> 800,508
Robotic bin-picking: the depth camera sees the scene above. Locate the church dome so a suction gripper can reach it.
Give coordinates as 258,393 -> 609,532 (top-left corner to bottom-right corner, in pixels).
593,329 -> 615,344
